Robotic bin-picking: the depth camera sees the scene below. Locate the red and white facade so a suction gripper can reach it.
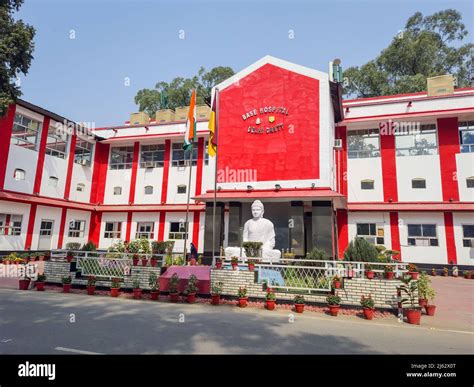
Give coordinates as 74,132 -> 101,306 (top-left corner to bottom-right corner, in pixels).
0,56 -> 473,265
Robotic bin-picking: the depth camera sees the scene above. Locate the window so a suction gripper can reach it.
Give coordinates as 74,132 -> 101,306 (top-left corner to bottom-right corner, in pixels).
169,222 -> 188,240
113,186 -> 122,195
0,214 -> 23,236
140,144 -> 165,168
171,143 -> 198,166
11,113 -> 41,151
459,121 -> 474,153
396,124 -> 438,156
462,225 -> 474,247
361,180 -> 374,190
104,222 -> 122,239
144,186 -> 153,195
136,222 -> 154,239
45,125 -> 68,159
68,220 -> 85,238
110,146 -> 134,170
204,146 -> 209,166
39,220 -> 53,236
74,139 -> 94,166
48,176 -> 59,187
407,224 -> 438,246
412,178 -> 426,189
347,129 -> 380,159
76,183 -> 85,192
356,223 -> 384,245
466,177 -> 474,188
177,185 -> 187,194
13,169 -> 26,181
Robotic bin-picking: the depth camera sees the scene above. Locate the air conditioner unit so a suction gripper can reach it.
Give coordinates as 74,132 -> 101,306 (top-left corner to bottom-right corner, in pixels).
145,161 -> 154,168
334,139 -> 342,149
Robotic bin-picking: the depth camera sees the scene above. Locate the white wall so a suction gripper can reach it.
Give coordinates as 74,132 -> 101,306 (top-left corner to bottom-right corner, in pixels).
98,212 -> 128,250
347,158 -> 384,202
456,153 -> 474,202
0,200 -> 30,250
39,154 -> 68,198
129,212 -> 160,241
103,169 -> 132,204
30,206 -> 62,251
453,212 -> 474,265
347,212 -> 392,249
163,212 -> 191,253
134,168 -> 164,204
4,145 -> 39,194
62,209 -> 91,248
396,155 -> 443,202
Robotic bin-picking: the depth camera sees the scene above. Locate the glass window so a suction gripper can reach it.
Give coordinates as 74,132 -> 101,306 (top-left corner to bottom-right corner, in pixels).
104,222 -> 122,239
347,129 -> 380,159
140,144 -> 165,168
361,180 -> 374,190
110,146 -> 134,170
11,113 -> 41,151
466,177 -> 474,188
0,214 -> 23,236
13,169 -> 26,181
168,222 -> 188,240
356,223 -> 384,245
462,225 -> 474,247
74,139 -> 94,167
412,178 -> 426,189
45,125 -> 69,159
136,222 -> 154,239
39,220 -> 53,236
76,183 -> 85,192
172,143 -> 198,166
68,220 -> 85,238
459,121 -> 474,153
113,186 -> 122,195
407,224 -> 438,246
396,124 -> 438,156
144,186 -> 153,195
177,185 -> 187,194
49,176 -> 59,187
204,145 -> 209,166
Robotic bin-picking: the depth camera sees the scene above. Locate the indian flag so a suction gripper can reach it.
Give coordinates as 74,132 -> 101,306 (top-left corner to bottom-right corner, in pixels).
183,89 -> 197,151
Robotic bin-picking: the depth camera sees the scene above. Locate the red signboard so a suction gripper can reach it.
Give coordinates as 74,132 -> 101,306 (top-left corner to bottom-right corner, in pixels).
218,63 -> 320,183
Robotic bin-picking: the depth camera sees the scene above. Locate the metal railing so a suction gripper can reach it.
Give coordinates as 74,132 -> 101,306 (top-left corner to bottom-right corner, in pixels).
76,255 -> 133,279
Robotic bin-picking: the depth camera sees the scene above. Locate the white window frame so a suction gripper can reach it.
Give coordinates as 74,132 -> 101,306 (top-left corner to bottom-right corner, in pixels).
68,220 -> 86,238
11,113 -> 42,151
168,221 -> 188,240
407,224 -> 438,247
110,146 -> 134,170
74,139 -> 94,167
136,222 -> 154,239
347,129 -> 380,159
462,224 -> 474,248
171,143 -> 198,167
45,125 -> 69,159
459,121 -> 474,153
104,222 -> 122,239
395,124 -> 438,156
140,144 -> 165,168
0,214 -> 23,236
356,223 -> 385,245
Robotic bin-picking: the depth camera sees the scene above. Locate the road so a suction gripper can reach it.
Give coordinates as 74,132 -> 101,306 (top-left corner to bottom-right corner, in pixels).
0,288 -> 472,354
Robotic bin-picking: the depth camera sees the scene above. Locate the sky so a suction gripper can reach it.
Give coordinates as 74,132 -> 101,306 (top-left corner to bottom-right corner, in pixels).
14,0 -> 474,127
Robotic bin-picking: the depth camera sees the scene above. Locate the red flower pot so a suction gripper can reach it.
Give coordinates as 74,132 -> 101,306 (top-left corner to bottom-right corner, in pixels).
405,309 -> 421,325
266,300 -> 276,310
408,272 -> 419,280
186,293 -> 196,303
141,259 -> 148,267
294,304 -> 305,313
132,258 -> 139,266
231,263 -> 238,271
66,254 -> 73,263
150,259 -> 157,267
333,281 -> 341,289
215,262 -> 222,269
363,308 -> 374,320
248,264 -> 255,272
211,294 -> 220,305
110,288 -> 120,297
36,282 -> 45,291
19,279 -> 30,290
425,305 -> 436,316
133,289 -> 142,299
238,297 -> 248,308
170,293 -> 180,303
366,271 -> 375,279
385,271 -> 395,280
418,298 -> 428,307
150,291 -> 159,300
62,283 -> 72,293
328,305 -> 340,316
87,286 -> 95,295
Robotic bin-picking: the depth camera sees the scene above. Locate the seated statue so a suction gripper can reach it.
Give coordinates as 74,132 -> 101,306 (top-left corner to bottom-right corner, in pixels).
225,200 -> 281,263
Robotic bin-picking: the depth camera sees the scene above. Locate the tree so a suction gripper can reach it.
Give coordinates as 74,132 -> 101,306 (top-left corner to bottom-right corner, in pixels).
343,9 -> 473,98
0,0 -> 35,116
134,66 -> 234,117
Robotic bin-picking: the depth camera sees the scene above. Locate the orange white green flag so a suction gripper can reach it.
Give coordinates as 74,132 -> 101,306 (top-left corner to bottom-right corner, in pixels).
183,89 -> 197,151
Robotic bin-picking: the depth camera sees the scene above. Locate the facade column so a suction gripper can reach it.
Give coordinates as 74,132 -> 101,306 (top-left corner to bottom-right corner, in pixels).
0,104 -> 16,190
33,117 -> 51,195
437,117 -> 460,202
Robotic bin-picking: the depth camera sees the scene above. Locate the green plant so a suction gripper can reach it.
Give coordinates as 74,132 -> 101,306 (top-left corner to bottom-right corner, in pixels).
5,252 -> 19,262
360,294 -> 375,309
408,263 -> 418,273
398,276 -> 419,309
66,242 -> 81,250
417,272 -> 435,301
442,267 -> 449,275
294,294 -> 305,304
184,274 -> 198,295
231,256 -> 239,264
133,277 -> 141,289
61,275 -> 72,284
108,240 -> 127,253
169,273 -> 180,294
87,276 -> 96,287
333,275 -> 341,282
211,281 -> 223,295
242,241 -> 263,258
343,237 -> 379,262
36,274 -> 46,282
151,241 -> 166,254
81,241 -> 97,251
139,238 -> 151,254
149,273 -> 159,292
266,288 -> 276,301
365,264 -> 373,271
326,293 -> 341,306
127,240 -> 142,255
111,277 -> 121,289
384,264 -> 394,272
237,287 -> 247,298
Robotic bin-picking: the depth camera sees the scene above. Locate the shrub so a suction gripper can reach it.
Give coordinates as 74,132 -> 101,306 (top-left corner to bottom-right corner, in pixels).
66,242 -> 81,250
87,276 -> 96,287
294,294 -> 305,304
81,241 -> 97,251
139,238 -> 151,254
37,273 -> 46,282
211,281 -> 223,295
184,274 -> 198,295
61,275 -> 72,284
360,294 -> 375,309
418,272 -> 435,301
408,263 -> 419,273
398,276 -> 419,309
149,273 -> 159,292
169,273 -> 180,294
133,277 -> 141,289
343,238 -> 379,262
237,287 -> 247,298
266,288 -> 276,301
151,241 -> 170,254
110,277 -> 121,289
108,240 -> 127,254
242,241 -> 263,258
231,256 -> 239,264
326,293 -> 341,306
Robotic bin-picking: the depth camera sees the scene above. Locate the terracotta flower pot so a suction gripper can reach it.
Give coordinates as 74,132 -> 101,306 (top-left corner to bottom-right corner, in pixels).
385,271 -> 395,280
405,309 -> 421,325
170,292 -> 180,303
67,254 -> 74,263
211,294 -> 220,305
133,289 -> 142,299
425,305 -> 436,316
132,258 -> 139,266
231,263 -> 238,271
19,279 -> 30,290
248,263 -> 255,272
333,281 -> 341,289
62,283 -> 72,293
238,297 -> 248,308
408,272 -> 419,280
36,282 -> 45,291
150,291 -> 159,300
186,293 -> 196,303
418,298 -> 428,307
141,259 -> 148,267
110,288 -> 120,297
150,259 -> 157,267
366,271 -> 375,279
266,300 -> 276,310
215,262 -> 222,269
363,307 -> 374,320
87,286 -> 95,295
328,305 -> 340,316
294,304 -> 305,313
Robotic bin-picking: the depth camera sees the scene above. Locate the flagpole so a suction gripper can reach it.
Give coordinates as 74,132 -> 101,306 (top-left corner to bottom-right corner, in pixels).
211,89 -> 219,264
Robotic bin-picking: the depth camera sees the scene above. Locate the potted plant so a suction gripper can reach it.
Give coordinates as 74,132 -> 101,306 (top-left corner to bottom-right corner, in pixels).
149,273 -> 159,300
424,287 -> 436,316
132,278 -> 142,299
365,264 -> 375,279
110,277 -> 121,297
62,275 -> 72,293
231,256 -> 239,271
346,263 -> 354,279
66,250 -> 74,263
384,265 -> 395,280
333,275 -> 342,289
265,288 -> 276,310
215,258 -> 223,270
36,273 -> 46,291
19,270 -> 31,290
169,273 -> 180,302
431,268 -> 437,276
294,295 -> 305,313
442,267 -> 449,277
242,241 -> 263,258
87,276 -> 96,295
326,293 -> 341,316
247,259 -> 256,272
398,276 -> 421,325
139,238 -> 150,266
127,240 -> 141,266
150,254 -> 158,267
211,282 -> 223,305
407,263 -> 419,280
360,294 -> 375,320
452,266 -> 458,278
464,270 -> 471,279
184,274 -> 198,303
237,287 -> 248,307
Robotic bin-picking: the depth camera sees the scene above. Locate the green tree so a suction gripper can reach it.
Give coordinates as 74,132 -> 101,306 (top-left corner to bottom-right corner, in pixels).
0,0 -> 35,116
343,9 -> 473,98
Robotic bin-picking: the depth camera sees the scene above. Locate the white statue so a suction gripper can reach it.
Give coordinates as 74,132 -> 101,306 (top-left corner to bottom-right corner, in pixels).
225,200 -> 281,263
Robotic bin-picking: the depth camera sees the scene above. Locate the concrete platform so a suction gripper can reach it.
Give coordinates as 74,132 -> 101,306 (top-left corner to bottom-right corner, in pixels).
159,265 -> 211,294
